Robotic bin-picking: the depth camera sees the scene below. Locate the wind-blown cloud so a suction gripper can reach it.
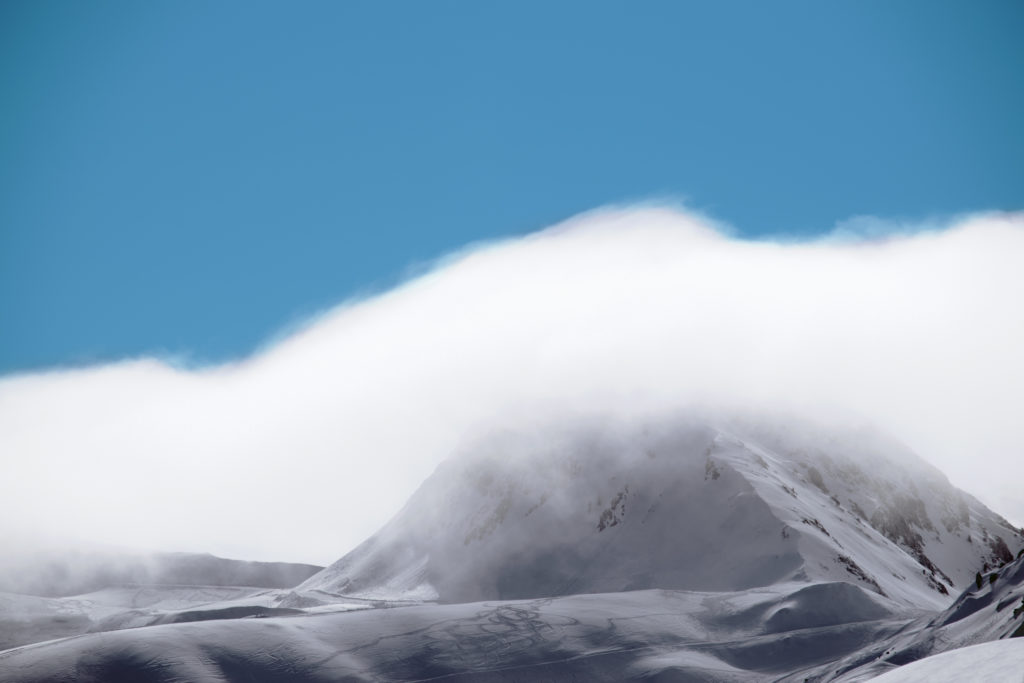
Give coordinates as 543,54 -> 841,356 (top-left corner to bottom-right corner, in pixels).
1,207 -> 1022,565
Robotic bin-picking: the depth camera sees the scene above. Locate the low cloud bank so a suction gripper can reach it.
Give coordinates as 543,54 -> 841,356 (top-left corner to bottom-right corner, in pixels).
1,207 -> 1022,564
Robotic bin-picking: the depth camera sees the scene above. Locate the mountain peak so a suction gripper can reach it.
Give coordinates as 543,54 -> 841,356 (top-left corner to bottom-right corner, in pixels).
299,415 -> 1023,609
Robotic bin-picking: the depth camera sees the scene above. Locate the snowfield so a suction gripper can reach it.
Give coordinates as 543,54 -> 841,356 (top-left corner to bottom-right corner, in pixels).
0,585 -> 915,682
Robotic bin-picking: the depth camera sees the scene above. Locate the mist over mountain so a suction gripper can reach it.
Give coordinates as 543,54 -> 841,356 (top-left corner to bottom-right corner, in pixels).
0,550 -> 321,598
2,412 -> 1022,681
0,551 -> 322,652
3,209 -> 1023,567
3,212 -> 1023,679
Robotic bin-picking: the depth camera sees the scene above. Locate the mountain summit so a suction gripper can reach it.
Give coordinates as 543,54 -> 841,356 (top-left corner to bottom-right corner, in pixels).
300,415 -> 1021,609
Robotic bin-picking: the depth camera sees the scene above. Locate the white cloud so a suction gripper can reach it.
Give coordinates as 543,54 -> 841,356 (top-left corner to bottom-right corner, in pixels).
1,206 -> 1022,565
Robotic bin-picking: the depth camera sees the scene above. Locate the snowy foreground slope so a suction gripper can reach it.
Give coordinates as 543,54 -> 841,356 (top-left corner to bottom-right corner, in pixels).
864,640 -> 1024,683
0,584 -> 918,682
3,567 -> 1023,682
1,416 -> 1022,681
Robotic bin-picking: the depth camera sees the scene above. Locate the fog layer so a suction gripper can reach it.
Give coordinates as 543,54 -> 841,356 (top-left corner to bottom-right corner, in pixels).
1,207 -> 1021,564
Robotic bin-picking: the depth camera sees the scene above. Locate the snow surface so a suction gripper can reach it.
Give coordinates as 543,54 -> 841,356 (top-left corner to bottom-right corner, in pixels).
3,573 -> 1020,682
864,640 -> 1024,683
0,584 -> 914,682
0,583 -> 375,651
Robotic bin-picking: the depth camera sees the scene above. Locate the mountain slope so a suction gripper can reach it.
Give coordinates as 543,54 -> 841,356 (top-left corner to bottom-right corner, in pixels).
819,548 -> 1024,681
299,416 -> 1022,610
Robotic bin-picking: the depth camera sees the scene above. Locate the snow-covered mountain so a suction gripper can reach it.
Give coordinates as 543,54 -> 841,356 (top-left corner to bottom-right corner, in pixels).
2,413 -> 1022,682
299,415 -> 1021,610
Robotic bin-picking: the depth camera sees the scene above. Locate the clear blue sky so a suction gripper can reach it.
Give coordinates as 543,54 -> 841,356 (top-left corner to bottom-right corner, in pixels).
2,1 -> 1022,374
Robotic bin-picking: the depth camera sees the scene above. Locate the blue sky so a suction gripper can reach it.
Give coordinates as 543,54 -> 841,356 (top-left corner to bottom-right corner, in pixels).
2,1 -> 1022,374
